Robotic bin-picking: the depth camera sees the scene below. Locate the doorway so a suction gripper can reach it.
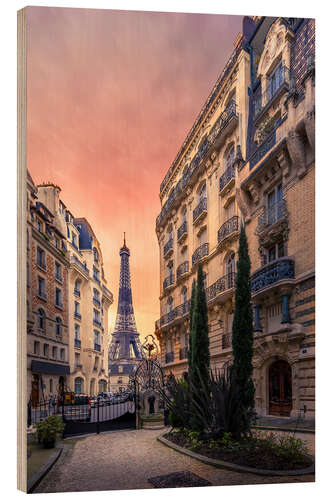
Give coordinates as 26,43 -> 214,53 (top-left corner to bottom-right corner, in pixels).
269,360 -> 292,416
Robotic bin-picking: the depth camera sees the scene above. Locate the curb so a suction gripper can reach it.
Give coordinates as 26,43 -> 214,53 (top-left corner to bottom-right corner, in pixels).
27,442 -> 66,493
157,434 -> 315,477
254,425 -> 315,435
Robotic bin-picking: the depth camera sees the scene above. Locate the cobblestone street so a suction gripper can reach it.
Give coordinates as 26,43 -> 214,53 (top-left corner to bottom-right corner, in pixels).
35,429 -> 315,493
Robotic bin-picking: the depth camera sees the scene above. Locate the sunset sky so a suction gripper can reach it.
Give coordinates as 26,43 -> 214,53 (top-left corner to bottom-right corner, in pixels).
26,6 -> 242,341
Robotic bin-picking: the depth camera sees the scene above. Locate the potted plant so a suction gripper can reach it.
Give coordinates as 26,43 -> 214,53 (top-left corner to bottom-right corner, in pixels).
35,415 -> 65,448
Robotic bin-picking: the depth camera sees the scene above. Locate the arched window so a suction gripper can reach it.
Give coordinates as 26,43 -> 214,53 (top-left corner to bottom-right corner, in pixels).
181,287 -> 187,304
99,380 -> 107,393
37,309 -> 45,330
74,377 -> 83,394
167,296 -> 173,314
55,317 -> 62,336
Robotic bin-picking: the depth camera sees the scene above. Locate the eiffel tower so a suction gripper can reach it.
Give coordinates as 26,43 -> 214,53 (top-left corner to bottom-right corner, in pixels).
108,235 -> 144,389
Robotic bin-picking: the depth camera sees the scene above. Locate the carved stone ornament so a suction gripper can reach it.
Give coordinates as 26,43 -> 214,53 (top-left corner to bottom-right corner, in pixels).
286,129 -> 306,178
304,109 -> 315,152
248,182 -> 260,205
257,20 -> 288,78
276,149 -> 291,179
258,218 -> 289,249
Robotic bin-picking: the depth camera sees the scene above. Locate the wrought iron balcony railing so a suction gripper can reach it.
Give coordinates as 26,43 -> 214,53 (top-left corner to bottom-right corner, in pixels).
74,311 -> 81,320
251,258 -> 295,293
74,338 -> 81,348
156,99 -> 237,227
192,242 -> 209,266
93,319 -> 102,328
258,199 -> 287,230
94,343 -> 101,352
250,130 -> 277,170
193,197 -> 207,223
253,65 -> 290,119
163,238 -> 174,257
218,216 -> 239,244
165,352 -> 174,364
163,274 -> 175,290
156,273 -> 235,330
206,272 -> 236,302
74,288 -> 80,297
179,346 -> 188,360
177,220 -> 188,241
219,163 -> 235,192
177,260 -> 189,279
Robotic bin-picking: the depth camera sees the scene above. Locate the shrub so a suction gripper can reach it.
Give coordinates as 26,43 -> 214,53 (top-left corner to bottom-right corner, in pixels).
35,415 -> 65,446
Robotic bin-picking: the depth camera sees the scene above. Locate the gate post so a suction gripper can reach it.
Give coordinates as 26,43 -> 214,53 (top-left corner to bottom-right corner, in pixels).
97,396 -> 100,434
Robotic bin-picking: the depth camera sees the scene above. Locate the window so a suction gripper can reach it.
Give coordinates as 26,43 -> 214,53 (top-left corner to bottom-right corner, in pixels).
75,324 -> 80,340
181,287 -> 187,304
55,237 -> 59,249
36,218 -> 43,232
55,262 -> 62,281
75,353 -> 80,367
74,279 -> 81,296
60,348 -> 65,361
55,317 -> 62,336
93,309 -> 100,323
37,309 -> 45,330
199,182 -> 206,201
166,296 -> 173,314
224,145 -> 234,169
93,247 -> 99,263
43,344 -> 49,357
75,377 -> 83,394
38,277 -> 46,299
52,346 -> 57,359
93,267 -> 100,283
55,288 -> 62,308
94,356 -> 99,370
267,184 -> 283,225
268,63 -> 283,100
267,241 -> 285,263
94,330 -> 100,345
72,232 -> 77,248
34,341 -> 40,355
37,247 -> 46,269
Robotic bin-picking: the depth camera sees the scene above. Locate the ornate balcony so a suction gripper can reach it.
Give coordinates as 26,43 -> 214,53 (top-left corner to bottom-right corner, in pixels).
206,272 -> 235,303
218,216 -> 239,245
93,319 -> 102,328
193,197 -> 207,224
71,256 -> 89,276
219,163 -> 235,193
156,99 -> 237,228
165,352 -> 174,364
74,339 -> 81,348
164,238 -> 174,258
177,220 -> 188,242
156,300 -> 190,329
94,343 -> 101,352
251,258 -> 295,294
177,261 -> 189,280
257,199 -> 287,231
74,311 -> 81,320
179,346 -> 188,360
74,288 -> 80,297
163,274 -> 175,290
253,65 -> 290,120
93,297 -> 101,307
192,243 -> 209,266
249,130 -> 276,171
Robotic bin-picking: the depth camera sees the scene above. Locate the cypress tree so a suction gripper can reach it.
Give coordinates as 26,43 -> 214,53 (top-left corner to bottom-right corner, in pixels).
187,279 -> 197,378
189,264 -> 210,430
232,223 -> 255,412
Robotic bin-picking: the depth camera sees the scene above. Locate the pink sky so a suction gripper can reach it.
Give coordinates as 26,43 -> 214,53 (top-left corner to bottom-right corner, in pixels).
26,6 -> 242,340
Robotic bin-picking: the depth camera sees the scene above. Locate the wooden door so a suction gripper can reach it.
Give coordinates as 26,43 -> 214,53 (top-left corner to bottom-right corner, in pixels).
269,360 -> 292,416
31,376 -> 39,407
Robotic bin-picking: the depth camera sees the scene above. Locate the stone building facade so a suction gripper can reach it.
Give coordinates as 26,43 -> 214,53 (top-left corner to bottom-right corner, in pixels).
27,174 -> 114,401
155,16 -> 315,419
27,171 -> 70,404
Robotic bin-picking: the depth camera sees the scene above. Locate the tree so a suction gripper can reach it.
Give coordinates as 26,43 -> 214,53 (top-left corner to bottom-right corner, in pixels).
187,279 -> 196,377
189,263 -> 210,430
232,223 -> 255,417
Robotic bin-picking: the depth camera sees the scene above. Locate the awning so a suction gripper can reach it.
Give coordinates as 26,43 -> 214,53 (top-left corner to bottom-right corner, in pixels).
31,360 -> 70,375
